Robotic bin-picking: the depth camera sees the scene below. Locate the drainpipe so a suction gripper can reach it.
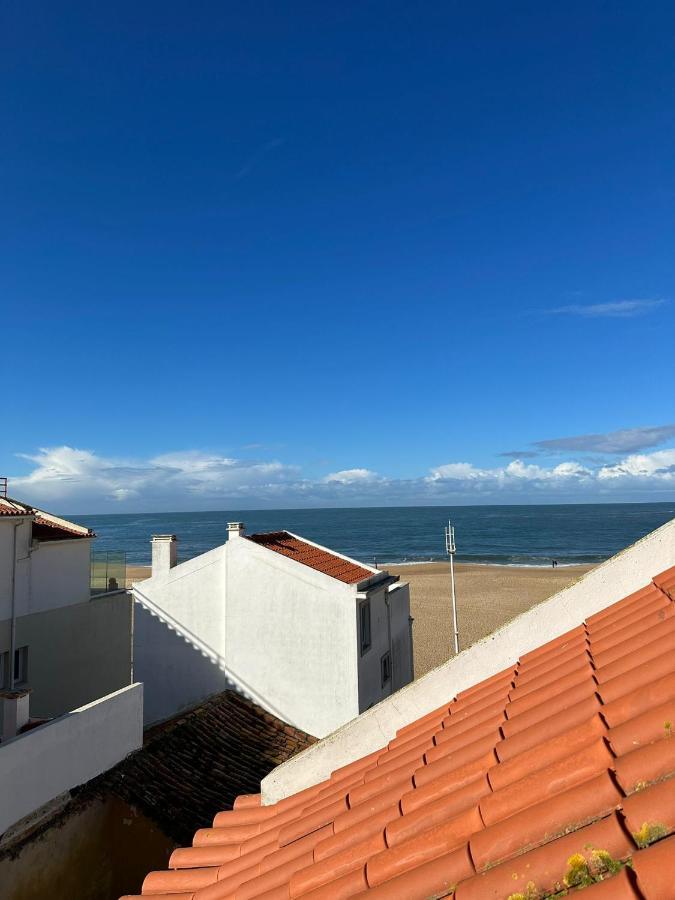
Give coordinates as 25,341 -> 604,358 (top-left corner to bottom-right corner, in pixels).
9,521 -> 20,690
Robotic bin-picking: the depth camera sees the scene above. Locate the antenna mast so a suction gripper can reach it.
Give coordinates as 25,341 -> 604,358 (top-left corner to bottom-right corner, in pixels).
445,521 -> 460,654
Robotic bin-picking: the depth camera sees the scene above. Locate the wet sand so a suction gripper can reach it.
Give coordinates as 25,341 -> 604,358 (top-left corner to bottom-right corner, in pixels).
125,561 -> 595,679
388,562 -> 595,678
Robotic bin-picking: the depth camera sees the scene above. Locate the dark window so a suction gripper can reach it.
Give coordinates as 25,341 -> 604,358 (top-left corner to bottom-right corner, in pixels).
381,651 -> 392,687
359,600 -> 371,654
0,651 -> 9,690
13,646 -> 28,686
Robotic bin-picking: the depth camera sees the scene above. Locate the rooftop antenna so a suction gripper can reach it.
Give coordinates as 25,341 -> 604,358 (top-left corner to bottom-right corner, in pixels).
444,521 -> 460,654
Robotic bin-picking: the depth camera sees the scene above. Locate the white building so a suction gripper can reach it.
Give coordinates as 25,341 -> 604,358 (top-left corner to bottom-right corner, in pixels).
0,483 -> 132,724
132,523 -> 413,737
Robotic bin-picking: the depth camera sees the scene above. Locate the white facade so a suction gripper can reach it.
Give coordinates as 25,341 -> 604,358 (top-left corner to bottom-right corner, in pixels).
0,502 -> 131,718
133,527 -> 413,737
0,516 -> 92,623
0,683 -> 143,835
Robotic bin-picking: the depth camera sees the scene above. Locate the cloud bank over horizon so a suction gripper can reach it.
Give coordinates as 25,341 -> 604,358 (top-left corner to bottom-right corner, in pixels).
7,441 -> 675,514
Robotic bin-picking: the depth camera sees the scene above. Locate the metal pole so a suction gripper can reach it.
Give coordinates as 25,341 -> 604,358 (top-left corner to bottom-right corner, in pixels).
445,522 -> 460,655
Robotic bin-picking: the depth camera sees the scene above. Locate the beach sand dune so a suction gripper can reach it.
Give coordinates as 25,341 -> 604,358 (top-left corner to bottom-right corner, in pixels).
389,562 -> 594,678
126,561 -> 594,681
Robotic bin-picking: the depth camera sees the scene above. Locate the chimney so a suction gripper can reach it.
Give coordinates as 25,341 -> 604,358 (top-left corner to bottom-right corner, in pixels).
0,688 -> 31,741
0,476 -> 7,499
227,522 -> 245,540
151,534 -> 178,575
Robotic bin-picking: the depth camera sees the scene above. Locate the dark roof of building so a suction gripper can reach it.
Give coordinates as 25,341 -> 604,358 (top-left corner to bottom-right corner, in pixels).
246,531 -> 375,585
107,691 -> 316,848
122,565 -> 675,900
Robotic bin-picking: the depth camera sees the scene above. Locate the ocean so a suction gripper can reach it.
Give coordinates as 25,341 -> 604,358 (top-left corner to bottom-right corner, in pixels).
74,502 -> 675,568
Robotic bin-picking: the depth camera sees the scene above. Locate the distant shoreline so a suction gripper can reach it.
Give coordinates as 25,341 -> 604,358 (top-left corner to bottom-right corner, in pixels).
126,559 -> 596,580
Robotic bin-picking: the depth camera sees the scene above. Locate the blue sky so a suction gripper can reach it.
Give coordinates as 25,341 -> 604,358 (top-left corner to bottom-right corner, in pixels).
2,2 -> 674,512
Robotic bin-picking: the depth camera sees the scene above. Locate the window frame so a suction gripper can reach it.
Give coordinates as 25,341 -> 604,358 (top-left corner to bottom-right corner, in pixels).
381,650 -> 392,688
13,646 -> 28,687
359,599 -> 372,655
0,651 -> 9,690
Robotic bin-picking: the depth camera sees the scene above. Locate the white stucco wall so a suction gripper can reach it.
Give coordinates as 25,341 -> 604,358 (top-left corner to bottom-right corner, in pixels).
132,532 -> 413,737
0,519 -> 91,620
0,519 -> 32,621
28,538 -> 92,613
132,545 -> 228,725
261,517 -> 675,803
0,683 -> 143,835
0,592 -> 133,718
225,537 -> 360,737
133,602 -> 234,725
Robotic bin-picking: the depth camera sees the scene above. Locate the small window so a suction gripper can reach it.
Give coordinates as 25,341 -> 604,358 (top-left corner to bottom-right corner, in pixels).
381,651 -> 392,687
0,651 -> 9,690
13,646 -> 28,686
359,600 -> 371,655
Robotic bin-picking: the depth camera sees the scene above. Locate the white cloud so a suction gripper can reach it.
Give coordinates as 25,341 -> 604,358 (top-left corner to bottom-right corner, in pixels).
427,459 -> 592,490
548,299 -> 665,318
7,443 -> 675,512
12,446 -> 300,508
324,468 -> 380,484
597,449 -> 675,482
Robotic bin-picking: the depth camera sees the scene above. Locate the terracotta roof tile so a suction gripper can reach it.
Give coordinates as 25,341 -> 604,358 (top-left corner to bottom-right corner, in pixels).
0,496 -> 94,537
0,497 -> 33,516
245,531 -> 374,584
105,691 -> 315,848
631,833 -> 675,896
122,566 -> 675,900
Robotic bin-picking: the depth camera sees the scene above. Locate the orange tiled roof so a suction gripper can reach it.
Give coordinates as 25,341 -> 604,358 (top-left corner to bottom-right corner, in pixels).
246,531 -> 374,584
0,496 -> 94,537
0,496 -> 33,516
122,565 -> 675,900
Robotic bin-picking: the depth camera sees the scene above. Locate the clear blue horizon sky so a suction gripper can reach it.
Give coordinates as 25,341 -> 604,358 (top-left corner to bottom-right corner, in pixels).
2,2 -> 674,512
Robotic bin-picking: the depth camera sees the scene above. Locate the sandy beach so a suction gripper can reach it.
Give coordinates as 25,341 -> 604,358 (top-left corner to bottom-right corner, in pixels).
126,560 -> 594,678
388,562 -> 594,677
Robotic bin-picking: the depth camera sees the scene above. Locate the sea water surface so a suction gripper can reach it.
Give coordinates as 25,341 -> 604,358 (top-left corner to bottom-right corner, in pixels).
74,503 -> 675,568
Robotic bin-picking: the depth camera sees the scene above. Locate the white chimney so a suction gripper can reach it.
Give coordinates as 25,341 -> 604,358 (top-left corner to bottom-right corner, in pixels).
0,688 -> 31,741
227,522 -> 245,540
151,534 -> 178,575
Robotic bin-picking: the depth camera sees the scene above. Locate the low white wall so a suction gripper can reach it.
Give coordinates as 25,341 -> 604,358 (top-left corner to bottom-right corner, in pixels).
0,683 -> 143,835
262,517 -> 675,803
